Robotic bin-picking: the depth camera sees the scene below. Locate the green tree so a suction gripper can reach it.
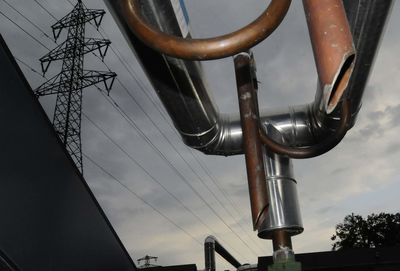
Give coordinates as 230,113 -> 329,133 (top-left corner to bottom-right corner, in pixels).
331,212 -> 400,250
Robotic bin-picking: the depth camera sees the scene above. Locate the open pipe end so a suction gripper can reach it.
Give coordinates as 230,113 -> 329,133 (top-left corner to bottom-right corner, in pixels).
304,0 -> 356,114
325,53 -> 355,114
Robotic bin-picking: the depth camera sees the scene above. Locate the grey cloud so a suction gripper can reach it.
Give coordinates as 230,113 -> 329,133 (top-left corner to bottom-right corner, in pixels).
386,104 -> 400,127
358,123 -> 384,140
385,142 -> 400,155
349,104 -> 400,142
316,206 -> 333,215
330,166 -> 350,176
367,109 -> 385,121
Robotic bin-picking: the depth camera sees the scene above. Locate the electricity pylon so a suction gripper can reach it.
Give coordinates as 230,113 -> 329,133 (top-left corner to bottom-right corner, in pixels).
35,0 -> 116,173
137,255 -> 159,269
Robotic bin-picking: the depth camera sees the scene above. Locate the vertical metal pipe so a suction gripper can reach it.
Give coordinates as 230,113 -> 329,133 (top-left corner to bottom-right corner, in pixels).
272,230 -> 292,251
204,236 -> 241,271
271,230 -> 297,266
234,52 -> 268,231
204,240 -> 216,271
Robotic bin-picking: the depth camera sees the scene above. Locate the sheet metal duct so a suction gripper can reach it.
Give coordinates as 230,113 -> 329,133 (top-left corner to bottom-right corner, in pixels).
104,0 -> 392,155
105,0 -> 392,240
104,0 -> 392,241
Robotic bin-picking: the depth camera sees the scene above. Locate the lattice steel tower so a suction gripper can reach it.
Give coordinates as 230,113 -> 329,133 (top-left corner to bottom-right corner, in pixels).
35,0 -> 116,173
137,255 -> 159,269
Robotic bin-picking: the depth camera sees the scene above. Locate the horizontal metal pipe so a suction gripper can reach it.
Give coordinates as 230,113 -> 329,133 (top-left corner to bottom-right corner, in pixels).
118,0 -> 291,60
204,236 -> 241,271
104,0 -> 392,154
235,52 -> 269,231
104,0 -> 221,149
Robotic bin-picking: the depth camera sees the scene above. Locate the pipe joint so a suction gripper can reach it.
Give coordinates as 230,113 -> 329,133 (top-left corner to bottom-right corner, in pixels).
191,115 -> 243,156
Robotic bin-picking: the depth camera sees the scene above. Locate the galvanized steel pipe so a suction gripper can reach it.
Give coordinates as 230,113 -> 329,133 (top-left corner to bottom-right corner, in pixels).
259,100 -> 351,159
104,0 -> 392,156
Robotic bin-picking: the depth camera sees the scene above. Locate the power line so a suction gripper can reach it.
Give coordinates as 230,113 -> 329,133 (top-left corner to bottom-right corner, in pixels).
66,0 -> 74,7
83,112 -> 245,258
110,62 -> 251,238
48,0 -> 249,234
32,0 -> 57,21
6,0 -> 260,257
83,21 -> 258,247
87,27 -> 264,254
81,15 -> 172,129
86,21 -> 251,228
2,0 -> 54,42
82,17 -> 262,255
13,56 -> 45,79
191,150 -> 266,253
116,63 -> 256,246
0,9 -> 50,50
83,153 -> 203,247
96,90 -> 258,258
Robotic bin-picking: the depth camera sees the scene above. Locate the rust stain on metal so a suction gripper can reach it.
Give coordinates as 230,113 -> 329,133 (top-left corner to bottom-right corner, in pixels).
234,53 -> 269,230
303,0 -> 355,114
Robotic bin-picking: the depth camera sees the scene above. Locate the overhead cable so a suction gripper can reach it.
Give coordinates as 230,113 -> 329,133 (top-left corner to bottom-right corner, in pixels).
0,9 -> 50,50
84,153 -> 203,247
83,112 -> 244,258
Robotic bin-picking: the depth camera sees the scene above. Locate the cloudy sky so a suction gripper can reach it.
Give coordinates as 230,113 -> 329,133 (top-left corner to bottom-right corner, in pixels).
1,0 -> 399,270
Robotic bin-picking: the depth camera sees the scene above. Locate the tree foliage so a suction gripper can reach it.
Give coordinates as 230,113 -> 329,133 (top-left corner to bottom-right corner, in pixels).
331,212 -> 400,250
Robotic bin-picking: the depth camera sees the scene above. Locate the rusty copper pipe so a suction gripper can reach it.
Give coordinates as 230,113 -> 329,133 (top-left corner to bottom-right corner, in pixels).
259,100 -> 350,159
234,53 -> 268,231
119,0 -> 291,60
303,0 -> 355,114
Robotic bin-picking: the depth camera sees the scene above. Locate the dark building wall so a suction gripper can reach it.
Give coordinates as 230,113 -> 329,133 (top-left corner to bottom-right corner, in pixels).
0,35 -> 136,271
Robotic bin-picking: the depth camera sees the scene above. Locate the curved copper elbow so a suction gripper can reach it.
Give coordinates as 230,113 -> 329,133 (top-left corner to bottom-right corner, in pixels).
119,0 -> 291,60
